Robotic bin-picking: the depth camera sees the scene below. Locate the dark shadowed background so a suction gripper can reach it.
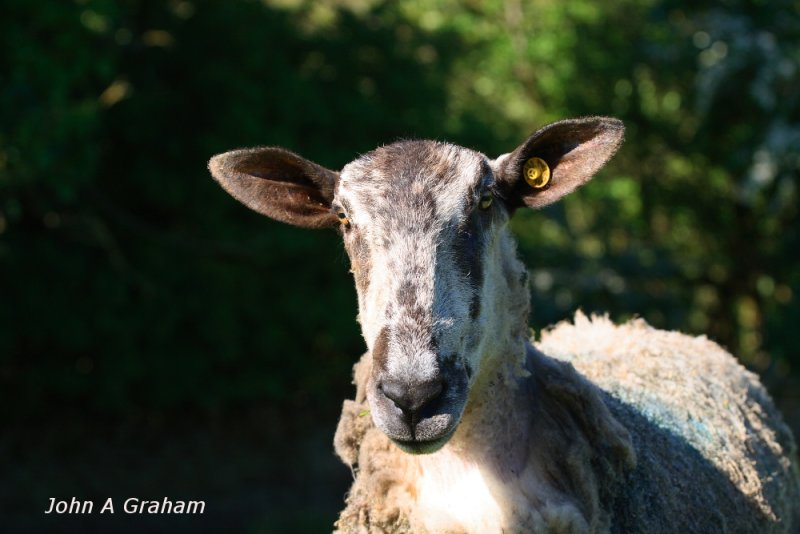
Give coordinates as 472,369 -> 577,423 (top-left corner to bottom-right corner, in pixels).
2,0 -> 798,531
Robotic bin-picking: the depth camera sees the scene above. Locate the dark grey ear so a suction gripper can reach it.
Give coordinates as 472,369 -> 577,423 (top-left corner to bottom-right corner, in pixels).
208,147 -> 340,229
493,117 -> 624,210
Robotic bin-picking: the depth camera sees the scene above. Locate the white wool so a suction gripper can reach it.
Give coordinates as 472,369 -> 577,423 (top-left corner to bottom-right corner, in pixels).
415,449 -> 504,532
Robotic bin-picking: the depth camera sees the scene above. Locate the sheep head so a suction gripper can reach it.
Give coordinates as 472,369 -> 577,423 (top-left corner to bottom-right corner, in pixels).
209,117 -> 624,454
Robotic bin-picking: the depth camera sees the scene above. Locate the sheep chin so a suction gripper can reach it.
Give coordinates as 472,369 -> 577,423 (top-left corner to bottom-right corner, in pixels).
391,430 -> 455,455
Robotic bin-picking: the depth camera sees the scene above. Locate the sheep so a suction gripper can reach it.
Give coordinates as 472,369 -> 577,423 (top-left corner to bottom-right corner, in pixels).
208,116 -> 800,533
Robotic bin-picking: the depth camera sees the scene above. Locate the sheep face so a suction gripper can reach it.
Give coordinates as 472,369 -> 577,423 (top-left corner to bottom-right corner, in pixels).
209,117 -> 625,455
335,141 -> 505,453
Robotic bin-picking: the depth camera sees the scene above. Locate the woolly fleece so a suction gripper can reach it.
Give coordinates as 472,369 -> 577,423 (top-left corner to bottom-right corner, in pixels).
333,312 -> 800,533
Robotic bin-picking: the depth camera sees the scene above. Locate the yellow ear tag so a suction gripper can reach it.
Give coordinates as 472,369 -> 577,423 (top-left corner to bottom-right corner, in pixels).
523,157 -> 550,189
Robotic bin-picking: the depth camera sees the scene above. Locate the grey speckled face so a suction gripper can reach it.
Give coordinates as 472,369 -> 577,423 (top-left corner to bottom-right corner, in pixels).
334,140 -> 504,453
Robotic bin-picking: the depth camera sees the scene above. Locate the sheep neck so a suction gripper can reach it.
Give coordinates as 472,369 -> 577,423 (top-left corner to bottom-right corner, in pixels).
448,227 -> 532,456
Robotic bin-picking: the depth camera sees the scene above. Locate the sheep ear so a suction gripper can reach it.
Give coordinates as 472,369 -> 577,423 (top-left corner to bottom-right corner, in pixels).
209,147 -> 340,229
493,117 -> 624,210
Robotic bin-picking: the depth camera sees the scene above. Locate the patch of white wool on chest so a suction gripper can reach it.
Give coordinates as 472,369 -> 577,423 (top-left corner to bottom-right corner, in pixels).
415,449 -> 504,532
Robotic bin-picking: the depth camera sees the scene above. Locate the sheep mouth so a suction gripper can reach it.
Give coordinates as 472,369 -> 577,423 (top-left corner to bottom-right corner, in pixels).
367,387 -> 467,453
366,365 -> 469,453
391,429 -> 456,455
371,408 -> 462,452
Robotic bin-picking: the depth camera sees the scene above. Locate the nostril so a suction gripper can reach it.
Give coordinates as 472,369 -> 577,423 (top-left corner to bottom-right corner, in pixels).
379,380 -> 408,411
380,377 -> 444,414
418,379 -> 444,407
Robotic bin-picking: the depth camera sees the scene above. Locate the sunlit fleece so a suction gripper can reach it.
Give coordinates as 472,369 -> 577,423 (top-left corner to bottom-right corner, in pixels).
416,449 -> 504,532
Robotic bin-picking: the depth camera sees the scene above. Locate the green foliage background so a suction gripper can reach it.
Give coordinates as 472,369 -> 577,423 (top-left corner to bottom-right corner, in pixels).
2,0 -> 798,531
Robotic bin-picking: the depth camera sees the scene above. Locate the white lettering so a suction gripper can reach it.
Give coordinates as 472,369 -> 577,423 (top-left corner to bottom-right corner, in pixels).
186,500 -> 205,514
100,498 -> 114,514
123,497 -> 139,513
44,498 -> 93,514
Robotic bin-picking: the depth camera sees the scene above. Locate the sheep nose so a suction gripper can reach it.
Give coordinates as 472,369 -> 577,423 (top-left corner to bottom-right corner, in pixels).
380,377 -> 444,416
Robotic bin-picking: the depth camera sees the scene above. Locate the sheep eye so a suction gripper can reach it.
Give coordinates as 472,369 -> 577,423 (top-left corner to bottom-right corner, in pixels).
479,193 -> 493,210
337,211 -> 351,228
